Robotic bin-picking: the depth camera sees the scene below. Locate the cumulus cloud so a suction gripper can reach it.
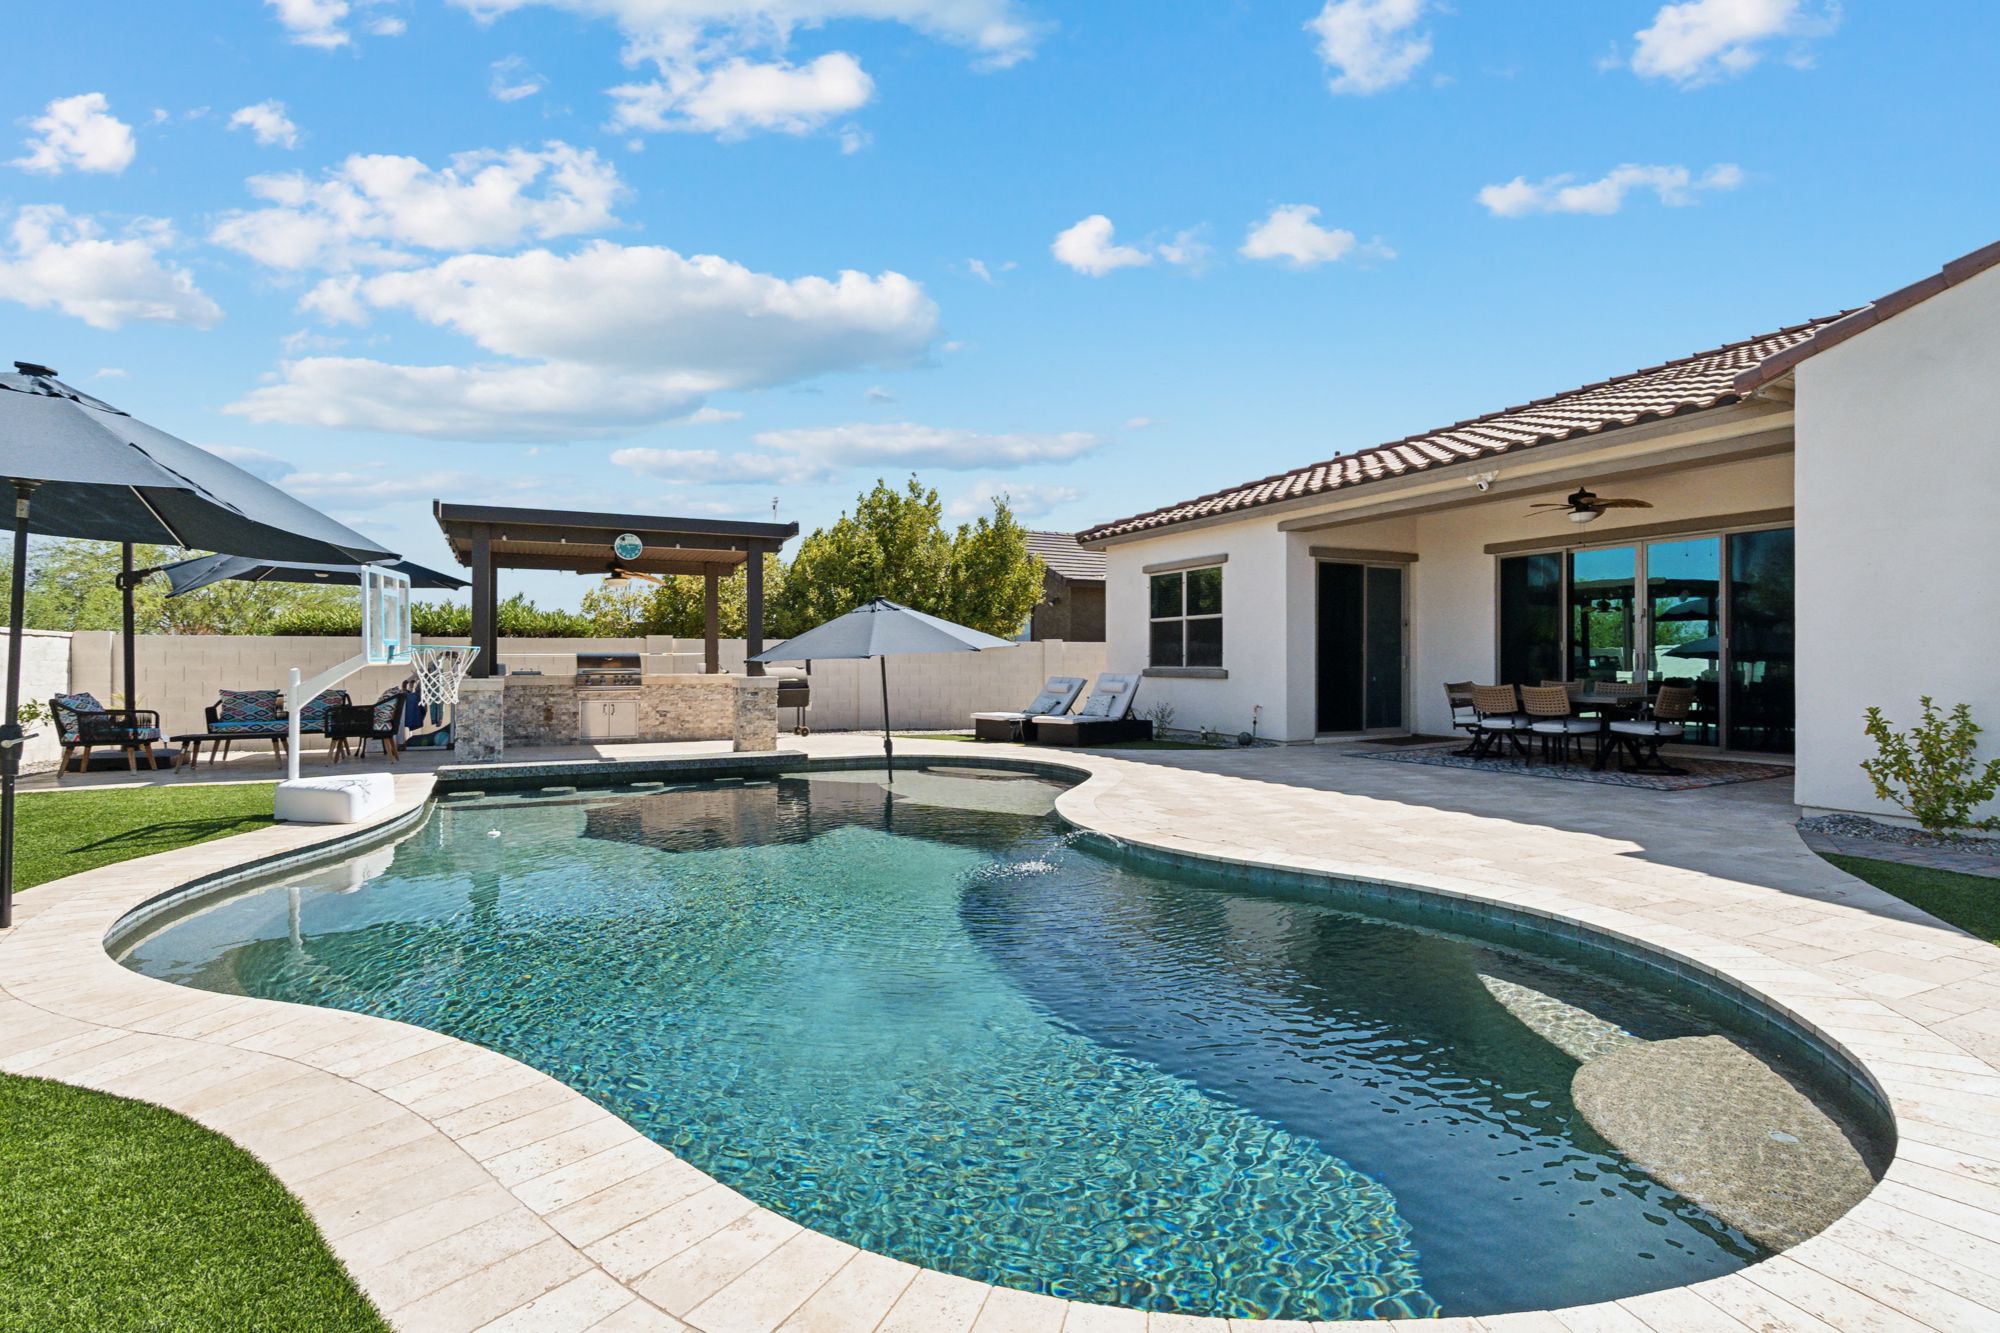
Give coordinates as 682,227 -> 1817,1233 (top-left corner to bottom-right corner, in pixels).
228,100 -> 301,148
266,0 -> 353,48
1240,204 -> 1392,268
200,443 -> 298,483
210,141 -> 625,271
614,421 -> 1102,485
947,479 -> 1078,520
1050,215 -> 1152,277
1478,163 -> 1745,217
609,52 -> 873,137
230,242 -> 938,440
490,55 -> 547,101
0,206 -> 222,330
1307,0 -> 1431,95
1630,0 -> 1837,86
11,93 -> 137,175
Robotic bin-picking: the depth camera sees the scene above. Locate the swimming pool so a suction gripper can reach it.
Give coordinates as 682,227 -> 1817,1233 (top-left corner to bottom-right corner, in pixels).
119,763 -> 1890,1321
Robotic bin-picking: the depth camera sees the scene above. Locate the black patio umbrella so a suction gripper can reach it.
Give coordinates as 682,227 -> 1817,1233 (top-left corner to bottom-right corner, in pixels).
1,361 -> 397,926
159,553 -> 466,597
748,597 -> 1012,778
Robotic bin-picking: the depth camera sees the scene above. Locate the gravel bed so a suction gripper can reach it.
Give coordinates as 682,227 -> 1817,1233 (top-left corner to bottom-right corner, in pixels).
1797,812 -> 2000,850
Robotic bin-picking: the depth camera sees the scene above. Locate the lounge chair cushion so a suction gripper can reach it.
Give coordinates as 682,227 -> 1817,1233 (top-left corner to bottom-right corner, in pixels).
50,692 -> 104,743
973,677 -> 1088,723
1048,674 -> 1139,724
214,689 -> 285,732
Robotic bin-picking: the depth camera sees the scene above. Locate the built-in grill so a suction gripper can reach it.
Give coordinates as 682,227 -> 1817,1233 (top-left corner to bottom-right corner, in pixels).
575,651 -> 642,689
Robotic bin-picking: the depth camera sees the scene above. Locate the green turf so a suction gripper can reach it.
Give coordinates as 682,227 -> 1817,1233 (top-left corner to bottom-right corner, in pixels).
0,1073 -> 387,1332
13,783 -> 276,891
1822,853 -> 2000,945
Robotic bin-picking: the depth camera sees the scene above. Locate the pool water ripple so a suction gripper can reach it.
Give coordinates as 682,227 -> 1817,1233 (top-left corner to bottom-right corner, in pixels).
120,766 -> 1885,1321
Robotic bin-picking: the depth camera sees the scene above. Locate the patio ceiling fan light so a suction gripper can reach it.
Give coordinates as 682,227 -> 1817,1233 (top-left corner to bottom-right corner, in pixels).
1569,507 -> 1601,525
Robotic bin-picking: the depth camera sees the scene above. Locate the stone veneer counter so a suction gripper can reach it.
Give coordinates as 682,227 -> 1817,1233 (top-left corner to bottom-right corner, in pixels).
455,674 -> 777,761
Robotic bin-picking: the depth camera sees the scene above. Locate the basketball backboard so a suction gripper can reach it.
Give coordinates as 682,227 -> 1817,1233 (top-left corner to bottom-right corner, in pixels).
362,566 -> 414,666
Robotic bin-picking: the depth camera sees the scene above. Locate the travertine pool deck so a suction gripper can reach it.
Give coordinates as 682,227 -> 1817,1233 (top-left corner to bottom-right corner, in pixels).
6,736 -> 2000,1332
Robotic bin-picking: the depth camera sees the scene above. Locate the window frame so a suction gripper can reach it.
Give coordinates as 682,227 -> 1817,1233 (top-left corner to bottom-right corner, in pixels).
1148,565 -> 1224,669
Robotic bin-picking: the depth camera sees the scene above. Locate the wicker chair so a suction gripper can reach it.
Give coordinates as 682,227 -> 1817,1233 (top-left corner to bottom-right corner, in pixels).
1608,683 -> 1698,774
1442,681 -> 1480,753
1468,685 -> 1530,760
1521,684 -> 1594,765
49,692 -> 164,776
325,690 -> 408,763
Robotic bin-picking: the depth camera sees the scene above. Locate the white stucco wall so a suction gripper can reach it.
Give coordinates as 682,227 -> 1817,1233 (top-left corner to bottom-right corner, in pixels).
4,630 -> 73,773
1793,262 -> 2000,820
1100,451 -> 1794,743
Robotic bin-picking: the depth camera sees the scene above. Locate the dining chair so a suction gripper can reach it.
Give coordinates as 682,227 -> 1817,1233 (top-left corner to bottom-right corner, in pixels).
1442,681 -> 1480,754
1608,684 -> 1697,774
1521,684 -> 1595,765
1469,685 -> 1530,760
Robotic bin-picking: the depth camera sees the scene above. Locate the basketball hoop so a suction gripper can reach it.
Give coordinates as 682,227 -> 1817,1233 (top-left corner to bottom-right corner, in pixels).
409,645 -> 480,706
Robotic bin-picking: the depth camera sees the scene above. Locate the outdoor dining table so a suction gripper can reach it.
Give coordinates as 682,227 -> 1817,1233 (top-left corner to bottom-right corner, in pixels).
1572,689 -> 1655,771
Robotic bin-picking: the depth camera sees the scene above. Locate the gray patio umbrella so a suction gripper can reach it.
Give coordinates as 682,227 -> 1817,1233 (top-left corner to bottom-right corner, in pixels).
160,553 -> 466,596
1,361 -> 398,926
748,597 -> 1012,778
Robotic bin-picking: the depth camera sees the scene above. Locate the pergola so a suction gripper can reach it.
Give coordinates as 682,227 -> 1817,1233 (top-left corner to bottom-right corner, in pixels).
432,502 -> 798,678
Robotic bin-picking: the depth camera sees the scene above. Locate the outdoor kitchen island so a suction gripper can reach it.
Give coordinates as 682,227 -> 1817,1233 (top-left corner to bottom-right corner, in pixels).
453,671 -> 778,760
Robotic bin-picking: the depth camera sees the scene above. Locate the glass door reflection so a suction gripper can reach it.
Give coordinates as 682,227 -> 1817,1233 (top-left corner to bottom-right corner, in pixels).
1568,546 -> 1637,684
1646,537 -> 1720,746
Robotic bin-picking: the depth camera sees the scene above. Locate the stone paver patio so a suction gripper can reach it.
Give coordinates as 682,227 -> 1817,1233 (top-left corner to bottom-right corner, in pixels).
6,736 -> 2000,1332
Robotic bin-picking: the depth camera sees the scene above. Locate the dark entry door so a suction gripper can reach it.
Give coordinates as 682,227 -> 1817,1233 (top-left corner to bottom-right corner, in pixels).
1317,562 -> 1404,733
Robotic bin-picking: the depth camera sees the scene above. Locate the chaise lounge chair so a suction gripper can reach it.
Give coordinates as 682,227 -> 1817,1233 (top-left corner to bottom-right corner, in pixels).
1027,673 -> 1150,747
970,676 -> 1088,741
50,692 -> 165,776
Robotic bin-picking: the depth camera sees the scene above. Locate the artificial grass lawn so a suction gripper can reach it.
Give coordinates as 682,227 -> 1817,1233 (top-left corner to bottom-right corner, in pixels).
0,1074 -> 388,1332
13,782 -> 275,891
1821,852 -> 2000,946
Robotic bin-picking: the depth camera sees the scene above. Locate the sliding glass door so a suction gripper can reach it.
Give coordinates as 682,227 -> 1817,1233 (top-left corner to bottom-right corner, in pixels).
1317,561 -> 1405,733
1497,526 -> 1793,752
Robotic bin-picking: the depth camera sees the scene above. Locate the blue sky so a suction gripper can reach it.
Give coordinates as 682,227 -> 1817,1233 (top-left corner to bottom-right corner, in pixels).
4,1 -> 1995,607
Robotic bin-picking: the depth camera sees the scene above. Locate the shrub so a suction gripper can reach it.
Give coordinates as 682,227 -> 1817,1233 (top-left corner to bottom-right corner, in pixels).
1860,697 -> 2000,834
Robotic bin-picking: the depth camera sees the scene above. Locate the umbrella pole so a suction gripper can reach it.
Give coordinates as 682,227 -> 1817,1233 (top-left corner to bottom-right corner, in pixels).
880,655 -> 893,783
2,480 -> 40,929
120,543 -> 138,728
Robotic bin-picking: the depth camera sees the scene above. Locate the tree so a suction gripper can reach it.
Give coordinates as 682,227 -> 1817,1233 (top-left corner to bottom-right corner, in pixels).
770,476 -> 1044,639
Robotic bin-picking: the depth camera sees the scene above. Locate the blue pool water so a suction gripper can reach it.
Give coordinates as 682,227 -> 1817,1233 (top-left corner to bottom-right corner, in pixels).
120,765 -> 1881,1320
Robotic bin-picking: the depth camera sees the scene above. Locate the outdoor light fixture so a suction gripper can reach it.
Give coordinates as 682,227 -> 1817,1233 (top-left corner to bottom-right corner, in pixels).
1569,505 -> 1602,525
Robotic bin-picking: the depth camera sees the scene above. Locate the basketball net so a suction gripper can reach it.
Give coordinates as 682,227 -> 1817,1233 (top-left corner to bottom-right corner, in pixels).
408,645 -> 480,706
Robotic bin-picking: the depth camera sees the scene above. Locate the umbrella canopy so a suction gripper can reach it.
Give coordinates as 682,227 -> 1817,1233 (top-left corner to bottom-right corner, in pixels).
0,365 -> 393,564
749,598 -> 1013,664
162,554 -> 466,597
749,599 -> 1013,778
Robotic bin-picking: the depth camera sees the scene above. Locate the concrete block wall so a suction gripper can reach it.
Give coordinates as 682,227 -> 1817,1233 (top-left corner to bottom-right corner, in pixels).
58,632 -> 1106,746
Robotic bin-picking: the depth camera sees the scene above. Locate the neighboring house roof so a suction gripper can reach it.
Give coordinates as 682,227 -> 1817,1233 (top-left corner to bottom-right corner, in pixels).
1077,315 -> 1849,544
1025,530 -> 1107,582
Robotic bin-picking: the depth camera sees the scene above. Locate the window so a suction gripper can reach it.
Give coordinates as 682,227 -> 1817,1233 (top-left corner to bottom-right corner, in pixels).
1149,565 -> 1223,668
1497,553 -> 1563,686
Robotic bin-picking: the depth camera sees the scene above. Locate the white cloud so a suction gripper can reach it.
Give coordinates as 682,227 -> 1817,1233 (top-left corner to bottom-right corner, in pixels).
210,141 -> 625,271
448,0 -> 1041,71
1157,226 -> 1212,270
609,53 -> 874,138
0,206 -> 222,330
284,465 -> 545,501
947,479 -> 1078,520
685,406 -> 742,425
230,242 -> 937,440
1477,163 -> 1745,217
1307,0 -> 1431,95
1631,0 -> 1836,86
1051,215 -> 1151,277
267,0 -> 352,48
1239,204 -> 1391,268
614,421 -> 1103,486
490,56 -> 546,101
228,101 -> 301,149
367,15 -> 407,35
866,385 -> 895,404
1123,416 -> 1155,429
11,93 -> 137,175
92,367 -> 128,380
838,124 -> 870,154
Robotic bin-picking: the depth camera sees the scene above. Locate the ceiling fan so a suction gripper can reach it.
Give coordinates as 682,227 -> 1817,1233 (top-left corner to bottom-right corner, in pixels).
1526,486 -> 1653,525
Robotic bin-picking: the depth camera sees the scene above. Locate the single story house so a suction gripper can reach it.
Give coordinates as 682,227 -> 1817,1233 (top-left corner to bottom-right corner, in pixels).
1078,239 -> 2000,820
1025,530 -> 1107,642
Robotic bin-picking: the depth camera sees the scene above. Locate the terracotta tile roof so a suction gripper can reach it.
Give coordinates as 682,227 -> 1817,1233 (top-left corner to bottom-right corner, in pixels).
1025,529 -> 1106,582
1078,314 -> 1852,544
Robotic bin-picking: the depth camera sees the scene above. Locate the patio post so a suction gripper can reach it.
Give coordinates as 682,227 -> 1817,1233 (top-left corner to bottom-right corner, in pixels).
2,479 -> 40,927
744,548 -> 765,677
120,542 -> 137,726
468,524 -> 494,679
703,568 -> 720,674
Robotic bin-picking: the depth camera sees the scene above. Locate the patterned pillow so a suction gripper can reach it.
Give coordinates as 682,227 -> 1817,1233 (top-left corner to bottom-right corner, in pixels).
216,689 -> 284,724
51,692 -> 104,744
371,690 -> 403,731
298,690 -> 350,733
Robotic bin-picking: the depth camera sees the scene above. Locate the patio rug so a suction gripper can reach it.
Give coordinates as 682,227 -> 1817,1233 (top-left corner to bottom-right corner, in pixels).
1354,746 -> 1794,790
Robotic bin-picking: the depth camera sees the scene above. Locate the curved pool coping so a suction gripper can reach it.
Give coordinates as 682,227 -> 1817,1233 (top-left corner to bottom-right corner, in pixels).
2,743 -> 1997,1332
